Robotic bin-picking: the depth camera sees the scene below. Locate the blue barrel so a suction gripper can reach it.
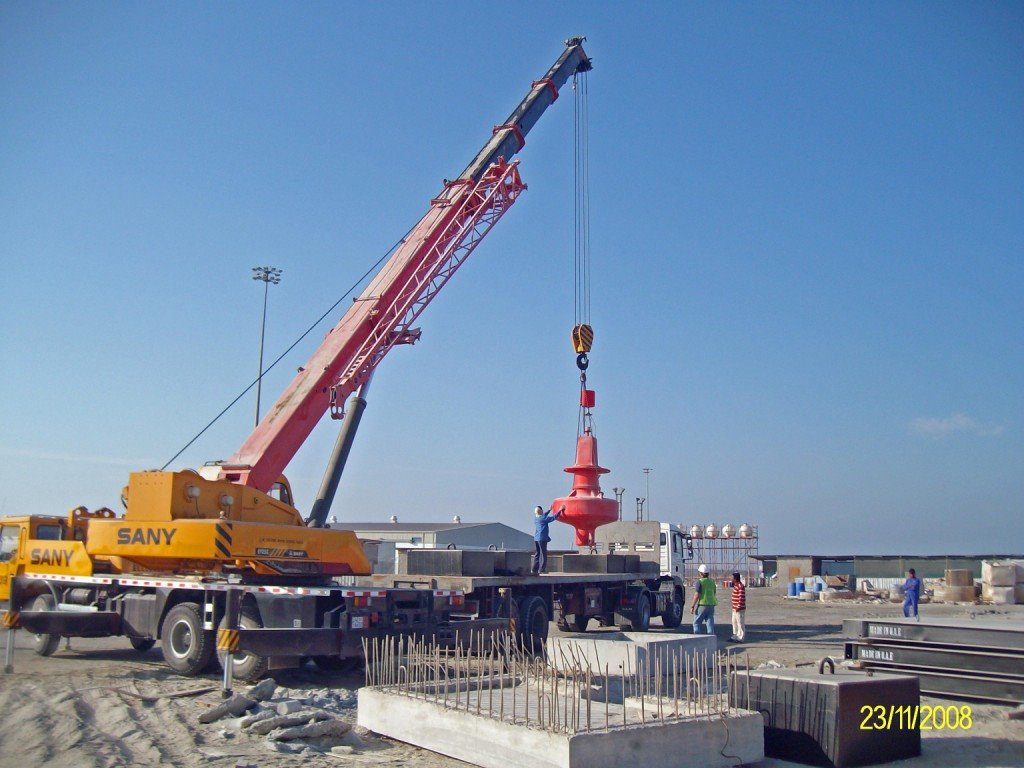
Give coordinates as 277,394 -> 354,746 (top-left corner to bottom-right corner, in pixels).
788,582 -> 798,597
797,582 -> 806,594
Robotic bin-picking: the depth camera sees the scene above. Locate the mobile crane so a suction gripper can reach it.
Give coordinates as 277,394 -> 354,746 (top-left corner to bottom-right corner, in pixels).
2,38 -> 596,678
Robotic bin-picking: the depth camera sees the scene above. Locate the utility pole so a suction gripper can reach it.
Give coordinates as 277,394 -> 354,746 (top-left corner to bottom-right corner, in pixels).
252,265 -> 282,427
642,467 -> 652,519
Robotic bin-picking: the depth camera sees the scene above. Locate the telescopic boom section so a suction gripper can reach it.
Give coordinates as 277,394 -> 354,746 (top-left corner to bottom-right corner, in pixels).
224,38 -> 591,492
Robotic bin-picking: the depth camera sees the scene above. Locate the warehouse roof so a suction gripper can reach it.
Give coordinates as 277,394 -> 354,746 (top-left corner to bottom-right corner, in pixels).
331,522 -> 501,532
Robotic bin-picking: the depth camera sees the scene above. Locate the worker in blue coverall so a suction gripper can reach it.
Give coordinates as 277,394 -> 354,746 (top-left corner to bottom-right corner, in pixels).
531,505 -> 565,574
903,568 -> 922,619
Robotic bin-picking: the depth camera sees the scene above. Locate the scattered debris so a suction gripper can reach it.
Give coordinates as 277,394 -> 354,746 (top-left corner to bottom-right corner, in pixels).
248,710 -> 331,736
273,718 -> 352,741
247,678 -> 277,702
198,695 -> 256,724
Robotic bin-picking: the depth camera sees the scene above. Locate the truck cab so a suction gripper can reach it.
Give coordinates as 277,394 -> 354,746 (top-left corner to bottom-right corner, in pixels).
595,520 -> 692,584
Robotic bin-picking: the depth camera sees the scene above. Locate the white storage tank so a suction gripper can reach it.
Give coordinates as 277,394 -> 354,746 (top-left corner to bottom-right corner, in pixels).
722,524 -> 736,539
738,523 -> 753,539
689,524 -> 703,539
705,523 -> 719,539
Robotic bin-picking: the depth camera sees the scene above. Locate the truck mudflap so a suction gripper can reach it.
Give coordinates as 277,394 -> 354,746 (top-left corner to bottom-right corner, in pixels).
16,610 -> 121,637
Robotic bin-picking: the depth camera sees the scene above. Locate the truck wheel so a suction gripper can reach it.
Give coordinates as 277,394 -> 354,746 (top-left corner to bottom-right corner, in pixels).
130,637 -> 156,652
161,602 -> 214,676
661,589 -> 684,629
30,594 -> 61,657
217,606 -> 269,682
572,614 -> 589,632
518,596 -> 550,654
628,592 -> 652,632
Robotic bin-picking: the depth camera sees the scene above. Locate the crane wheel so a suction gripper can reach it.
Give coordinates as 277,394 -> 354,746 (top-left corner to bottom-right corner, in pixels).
160,602 -> 215,676
30,594 -> 61,657
217,606 -> 269,681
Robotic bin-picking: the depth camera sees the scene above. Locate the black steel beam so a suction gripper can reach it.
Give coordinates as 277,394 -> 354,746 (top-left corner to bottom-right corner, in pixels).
849,663 -> 1024,705
846,641 -> 1024,679
844,618 -> 1024,653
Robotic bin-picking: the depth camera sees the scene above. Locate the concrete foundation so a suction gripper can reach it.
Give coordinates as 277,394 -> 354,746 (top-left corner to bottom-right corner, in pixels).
358,687 -> 763,768
546,632 -> 716,676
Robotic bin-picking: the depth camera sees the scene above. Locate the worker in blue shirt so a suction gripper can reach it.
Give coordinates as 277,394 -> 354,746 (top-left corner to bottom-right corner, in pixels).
903,568 -> 922,620
531,505 -> 565,574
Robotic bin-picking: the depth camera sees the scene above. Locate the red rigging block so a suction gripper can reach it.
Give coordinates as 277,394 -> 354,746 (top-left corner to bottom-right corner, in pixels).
552,433 -> 618,548
580,389 -> 596,408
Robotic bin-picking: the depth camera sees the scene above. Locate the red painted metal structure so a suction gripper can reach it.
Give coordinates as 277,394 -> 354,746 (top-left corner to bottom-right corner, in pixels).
552,384 -> 618,548
219,39 -> 592,492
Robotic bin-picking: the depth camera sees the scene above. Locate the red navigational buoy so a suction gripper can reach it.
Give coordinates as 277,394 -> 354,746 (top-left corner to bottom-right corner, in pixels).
551,431 -> 618,548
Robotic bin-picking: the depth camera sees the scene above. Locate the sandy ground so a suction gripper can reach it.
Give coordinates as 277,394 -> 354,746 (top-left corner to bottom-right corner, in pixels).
0,588 -> 1022,768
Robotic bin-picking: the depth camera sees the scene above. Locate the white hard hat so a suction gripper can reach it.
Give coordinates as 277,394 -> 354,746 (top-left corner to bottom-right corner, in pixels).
697,564 -> 709,574
534,506 -> 544,515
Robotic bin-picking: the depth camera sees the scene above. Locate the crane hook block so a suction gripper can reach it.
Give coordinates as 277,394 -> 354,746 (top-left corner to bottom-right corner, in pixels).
572,324 -> 594,354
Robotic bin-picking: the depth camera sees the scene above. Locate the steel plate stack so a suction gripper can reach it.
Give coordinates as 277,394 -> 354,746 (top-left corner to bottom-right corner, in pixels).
844,618 -> 1024,704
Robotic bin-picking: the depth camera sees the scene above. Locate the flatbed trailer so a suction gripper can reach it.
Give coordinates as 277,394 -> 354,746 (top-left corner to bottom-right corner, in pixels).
2,570 -> 467,679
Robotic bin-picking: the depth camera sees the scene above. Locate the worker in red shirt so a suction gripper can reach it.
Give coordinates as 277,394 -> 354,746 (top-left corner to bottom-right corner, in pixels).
730,571 -> 747,643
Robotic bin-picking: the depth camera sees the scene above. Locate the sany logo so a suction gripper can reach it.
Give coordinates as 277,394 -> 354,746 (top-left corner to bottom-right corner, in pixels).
116,528 -> 177,546
30,548 -> 74,567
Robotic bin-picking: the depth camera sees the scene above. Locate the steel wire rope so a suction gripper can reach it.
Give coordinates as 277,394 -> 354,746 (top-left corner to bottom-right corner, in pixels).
160,226 -> 416,470
573,70 -> 593,438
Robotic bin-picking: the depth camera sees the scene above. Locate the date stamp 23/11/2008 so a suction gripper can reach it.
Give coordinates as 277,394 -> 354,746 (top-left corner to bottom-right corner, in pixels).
859,704 -> 973,731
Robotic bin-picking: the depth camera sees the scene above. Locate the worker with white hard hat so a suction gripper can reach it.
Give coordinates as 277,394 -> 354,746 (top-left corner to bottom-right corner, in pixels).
690,563 -> 718,635
531,504 -> 565,575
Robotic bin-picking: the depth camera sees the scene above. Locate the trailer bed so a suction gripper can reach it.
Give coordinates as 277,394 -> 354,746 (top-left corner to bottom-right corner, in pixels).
358,571 -> 647,591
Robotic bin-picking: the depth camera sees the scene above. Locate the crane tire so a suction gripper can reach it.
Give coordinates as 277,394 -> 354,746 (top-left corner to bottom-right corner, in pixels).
30,594 -> 61,657
161,602 -> 214,676
217,605 -> 269,681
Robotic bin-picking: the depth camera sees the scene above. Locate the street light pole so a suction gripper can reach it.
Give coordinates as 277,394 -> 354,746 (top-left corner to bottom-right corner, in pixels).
252,265 -> 282,428
642,467 -> 652,520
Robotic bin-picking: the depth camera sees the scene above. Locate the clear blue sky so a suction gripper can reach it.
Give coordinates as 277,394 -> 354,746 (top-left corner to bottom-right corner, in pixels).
2,2 -> 1021,555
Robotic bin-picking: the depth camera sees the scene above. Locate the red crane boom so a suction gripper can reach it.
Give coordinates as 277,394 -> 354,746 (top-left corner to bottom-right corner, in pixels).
219,38 -> 591,493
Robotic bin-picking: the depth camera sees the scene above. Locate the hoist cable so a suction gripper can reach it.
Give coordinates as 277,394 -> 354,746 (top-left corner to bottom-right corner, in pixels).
160,228 -> 415,470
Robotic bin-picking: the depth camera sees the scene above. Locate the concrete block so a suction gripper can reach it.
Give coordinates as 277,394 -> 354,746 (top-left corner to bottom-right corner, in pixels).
732,668 -> 920,768
933,585 -> 976,603
944,569 -> 973,587
401,550 -> 498,577
983,561 -> 1017,587
1016,584 -> 1024,604
560,554 -> 627,573
547,633 -> 716,677
984,585 -> 1016,605
357,688 -> 762,768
